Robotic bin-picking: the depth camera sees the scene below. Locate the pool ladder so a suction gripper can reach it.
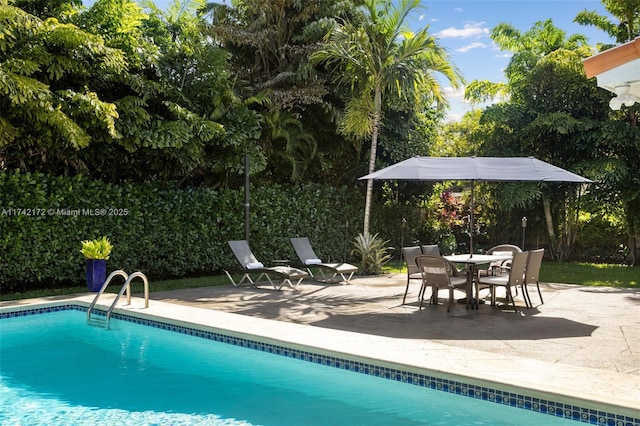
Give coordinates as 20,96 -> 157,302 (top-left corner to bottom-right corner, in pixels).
87,270 -> 149,328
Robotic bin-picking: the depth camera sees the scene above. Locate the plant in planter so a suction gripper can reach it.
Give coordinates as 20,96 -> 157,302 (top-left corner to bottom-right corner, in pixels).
80,236 -> 113,292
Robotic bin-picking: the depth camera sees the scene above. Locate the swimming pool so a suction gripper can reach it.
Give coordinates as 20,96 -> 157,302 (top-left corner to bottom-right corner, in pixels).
0,303 -> 637,425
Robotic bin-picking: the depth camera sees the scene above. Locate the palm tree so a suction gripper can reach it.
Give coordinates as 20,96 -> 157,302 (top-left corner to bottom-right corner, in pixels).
311,0 -> 462,236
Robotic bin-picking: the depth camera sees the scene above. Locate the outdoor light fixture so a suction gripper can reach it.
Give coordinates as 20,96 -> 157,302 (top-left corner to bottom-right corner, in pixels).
609,85 -> 639,110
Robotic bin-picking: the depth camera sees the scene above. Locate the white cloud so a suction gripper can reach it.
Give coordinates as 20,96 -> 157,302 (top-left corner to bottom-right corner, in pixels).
444,112 -> 464,122
454,7 -> 463,13
444,86 -> 465,101
456,42 -> 487,53
436,22 -> 489,39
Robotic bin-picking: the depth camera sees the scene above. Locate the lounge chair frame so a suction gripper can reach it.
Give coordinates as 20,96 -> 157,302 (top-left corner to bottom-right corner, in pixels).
290,237 -> 358,284
226,240 -> 308,290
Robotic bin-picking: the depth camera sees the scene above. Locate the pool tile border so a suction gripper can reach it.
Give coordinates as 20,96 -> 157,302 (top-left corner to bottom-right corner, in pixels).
2,304 -> 639,426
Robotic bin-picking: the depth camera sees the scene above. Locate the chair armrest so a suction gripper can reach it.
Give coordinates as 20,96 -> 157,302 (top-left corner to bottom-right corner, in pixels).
444,259 -> 464,276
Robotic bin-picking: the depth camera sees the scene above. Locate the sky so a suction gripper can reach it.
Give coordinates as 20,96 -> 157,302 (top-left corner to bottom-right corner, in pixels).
131,0 -> 616,122
411,1 -> 615,121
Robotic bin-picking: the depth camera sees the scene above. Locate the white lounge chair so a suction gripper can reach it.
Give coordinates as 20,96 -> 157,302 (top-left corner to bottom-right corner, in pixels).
226,240 -> 308,290
290,237 -> 358,284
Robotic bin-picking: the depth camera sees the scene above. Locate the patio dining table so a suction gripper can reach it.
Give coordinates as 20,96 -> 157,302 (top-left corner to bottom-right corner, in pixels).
444,254 -> 513,309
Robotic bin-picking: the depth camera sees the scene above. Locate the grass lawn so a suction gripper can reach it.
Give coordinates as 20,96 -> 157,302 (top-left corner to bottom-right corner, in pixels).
1,261 -> 637,302
0,275 -> 230,302
539,261 -> 638,287
382,260 -> 638,288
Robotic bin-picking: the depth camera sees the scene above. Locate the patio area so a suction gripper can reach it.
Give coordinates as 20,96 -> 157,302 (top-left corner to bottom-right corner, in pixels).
150,274 -> 640,376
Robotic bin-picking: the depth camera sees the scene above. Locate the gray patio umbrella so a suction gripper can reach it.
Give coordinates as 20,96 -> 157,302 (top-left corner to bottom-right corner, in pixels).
359,156 -> 591,254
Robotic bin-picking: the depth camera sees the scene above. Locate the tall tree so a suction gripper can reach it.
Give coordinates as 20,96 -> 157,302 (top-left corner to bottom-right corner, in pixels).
1,0 -> 261,186
490,19 -> 591,100
474,20 -> 616,260
0,0 -> 124,173
79,0 -> 231,185
206,0 -> 349,182
574,0 -> 640,47
575,0 -> 640,264
464,19 -> 589,106
137,0 -> 264,187
311,0 -> 462,236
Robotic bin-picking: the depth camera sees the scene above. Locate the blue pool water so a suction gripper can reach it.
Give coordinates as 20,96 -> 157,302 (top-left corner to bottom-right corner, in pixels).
0,309 -> 583,425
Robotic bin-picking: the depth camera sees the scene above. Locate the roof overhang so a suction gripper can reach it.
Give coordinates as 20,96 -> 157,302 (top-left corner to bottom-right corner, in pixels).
583,37 -> 640,109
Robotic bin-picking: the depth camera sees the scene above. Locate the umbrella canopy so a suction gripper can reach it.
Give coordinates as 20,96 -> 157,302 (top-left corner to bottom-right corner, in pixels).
359,156 -> 591,254
359,156 -> 591,183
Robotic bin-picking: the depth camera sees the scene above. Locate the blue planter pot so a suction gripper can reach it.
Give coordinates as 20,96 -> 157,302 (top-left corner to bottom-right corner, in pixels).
86,259 -> 107,292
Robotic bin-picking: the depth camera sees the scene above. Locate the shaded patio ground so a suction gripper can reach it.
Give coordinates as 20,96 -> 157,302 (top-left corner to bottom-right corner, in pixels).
150,273 -> 640,376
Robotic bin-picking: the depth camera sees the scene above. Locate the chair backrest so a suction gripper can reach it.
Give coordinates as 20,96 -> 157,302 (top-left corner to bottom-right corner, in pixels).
421,244 -> 441,256
487,244 -> 522,255
525,249 -> 544,283
228,240 -> 260,266
507,251 -> 529,287
415,255 -> 450,288
489,251 -> 514,269
402,246 -> 422,274
290,237 -> 320,264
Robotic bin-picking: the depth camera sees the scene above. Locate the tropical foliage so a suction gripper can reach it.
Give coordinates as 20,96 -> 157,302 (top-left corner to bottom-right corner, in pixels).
457,13 -> 639,263
1,0 -> 261,186
574,0 -> 640,264
351,232 -> 393,275
80,236 -> 113,260
2,0 -> 639,284
0,171 -> 367,290
312,0 -> 463,236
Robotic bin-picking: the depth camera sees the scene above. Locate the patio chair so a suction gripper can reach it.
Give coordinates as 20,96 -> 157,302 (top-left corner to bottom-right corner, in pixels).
226,240 -> 308,290
415,255 -> 468,312
289,237 -> 358,284
481,244 -> 523,276
523,248 -> 545,308
401,246 -> 424,305
421,244 -> 440,256
477,251 -> 528,312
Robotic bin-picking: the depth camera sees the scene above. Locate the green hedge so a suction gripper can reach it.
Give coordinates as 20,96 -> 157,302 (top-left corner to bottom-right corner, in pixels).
2,171 -> 401,291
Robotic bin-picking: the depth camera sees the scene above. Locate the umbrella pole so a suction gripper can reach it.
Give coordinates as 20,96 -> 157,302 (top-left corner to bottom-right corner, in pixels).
244,155 -> 250,243
470,181 -> 474,257
400,217 -> 406,266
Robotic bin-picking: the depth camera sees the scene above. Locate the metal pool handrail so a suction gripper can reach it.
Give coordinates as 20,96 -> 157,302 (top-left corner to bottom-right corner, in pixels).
87,270 -> 149,328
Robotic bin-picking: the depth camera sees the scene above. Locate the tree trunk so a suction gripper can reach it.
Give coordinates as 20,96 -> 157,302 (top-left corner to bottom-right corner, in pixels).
561,192 -> 580,261
363,87 -> 382,237
628,232 -> 638,266
624,197 -> 640,266
561,199 -> 571,260
542,194 -> 558,260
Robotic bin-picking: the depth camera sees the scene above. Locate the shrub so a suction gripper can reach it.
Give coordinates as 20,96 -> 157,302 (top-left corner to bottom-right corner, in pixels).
80,236 -> 113,260
0,171 -> 367,291
351,233 -> 393,275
